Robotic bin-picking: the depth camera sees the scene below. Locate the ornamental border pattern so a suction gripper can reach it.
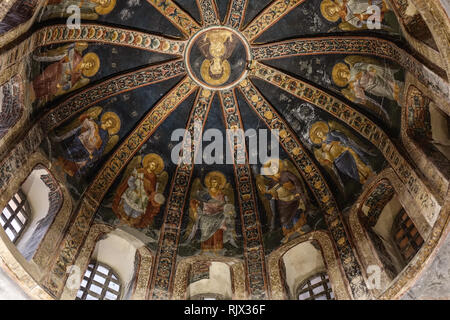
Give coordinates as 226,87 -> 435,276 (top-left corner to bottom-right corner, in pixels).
145,0 -> 201,38
0,23 -> 186,80
0,124 -> 44,193
149,88 -> 214,299
41,59 -> 186,132
242,0 -> 306,41
251,36 -> 449,102
238,79 -> 368,299
42,78 -> 197,297
219,89 -> 268,299
250,61 -> 441,226
0,73 -> 28,157
225,0 -> 249,29
401,72 -> 449,202
196,0 -> 220,26
132,247 -> 153,300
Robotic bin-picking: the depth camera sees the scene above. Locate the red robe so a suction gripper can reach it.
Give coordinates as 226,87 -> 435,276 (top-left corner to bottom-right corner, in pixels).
33,51 -> 83,100
112,169 -> 161,229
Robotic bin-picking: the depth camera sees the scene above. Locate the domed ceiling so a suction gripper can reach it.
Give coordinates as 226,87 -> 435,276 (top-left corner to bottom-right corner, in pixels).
1,0 -> 448,300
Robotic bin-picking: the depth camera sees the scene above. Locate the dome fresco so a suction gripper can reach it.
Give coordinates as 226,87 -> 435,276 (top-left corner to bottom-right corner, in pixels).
0,0 -> 448,301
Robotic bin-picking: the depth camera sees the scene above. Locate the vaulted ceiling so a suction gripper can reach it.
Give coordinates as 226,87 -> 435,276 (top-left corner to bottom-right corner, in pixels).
0,0 -> 449,300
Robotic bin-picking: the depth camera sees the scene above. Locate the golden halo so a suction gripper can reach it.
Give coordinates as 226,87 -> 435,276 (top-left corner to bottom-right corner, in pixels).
263,158 -> 283,175
85,106 -> 103,119
81,52 -> 101,77
74,42 -> 89,52
205,171 -> 227,190
94,0 -> 117,15
101,112 -> 121,135
309,122 -> 330,144
332,62 -> 351,87
200,60 -> 231,86
320,0 -> 341,22
143,154 -> 165,174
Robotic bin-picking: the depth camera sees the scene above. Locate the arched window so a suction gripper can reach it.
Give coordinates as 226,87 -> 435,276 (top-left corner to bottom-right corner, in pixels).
297,272 -> 334,300
76,262 -> 122,300
393,210 -> 424,264
0,190 -> 29,243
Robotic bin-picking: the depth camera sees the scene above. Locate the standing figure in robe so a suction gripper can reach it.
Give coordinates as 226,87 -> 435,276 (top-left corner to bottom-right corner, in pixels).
256,159 -> 312,244
53,107 -> 120,177
32,42 -> 100,104
310,121 -> 375,188
112,153 -> 168,229
184,171 -> 238,254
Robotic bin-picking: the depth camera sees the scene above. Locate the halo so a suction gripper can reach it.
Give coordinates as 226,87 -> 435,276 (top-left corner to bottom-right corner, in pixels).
81,52 -> 100,77
143,154 -> 164,174
85,106 -> 103,119
74,42 -> 89,52
101,112 -> 121,135
332,62 -> 350,87
95,0 -> 117,15
205,171 -> 227,189
262,158 -> 283,175
309,122 -> 330,144
320,0 -> 341,22
201,60 -> 231,86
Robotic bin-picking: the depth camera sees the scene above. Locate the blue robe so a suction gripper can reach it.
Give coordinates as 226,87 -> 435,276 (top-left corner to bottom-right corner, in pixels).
326,130 -> 372,183
61,126 -> 108,176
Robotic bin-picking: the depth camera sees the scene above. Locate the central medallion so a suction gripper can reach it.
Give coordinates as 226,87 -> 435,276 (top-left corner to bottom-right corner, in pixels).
185,26 -> 251,91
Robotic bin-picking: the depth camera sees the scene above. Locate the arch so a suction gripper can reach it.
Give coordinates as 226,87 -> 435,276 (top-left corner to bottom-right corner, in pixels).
387,0 -> 445,72
281,241 -> 329,299
349,168 -> 434,297
60,223 -> 113,300
14,164 -> 64,261
408,0 -> 450,81
130,246 -> 153,300
0,0 -> 46,49
0,74 -> 26,154
0,151 -> 73,300
173,256 -> 246,300
60,225 -> 153,300
401,73 -> 450,201
267,231 -> 351,300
